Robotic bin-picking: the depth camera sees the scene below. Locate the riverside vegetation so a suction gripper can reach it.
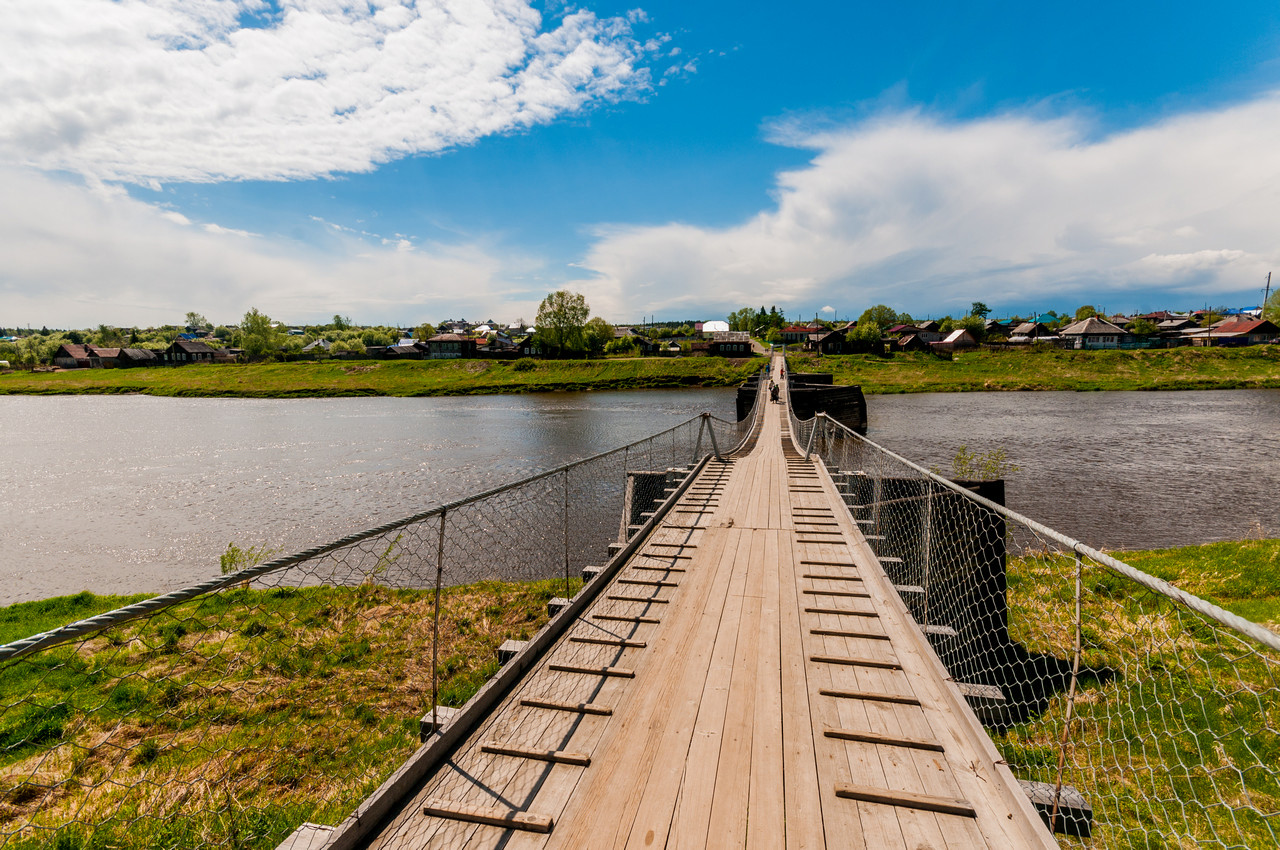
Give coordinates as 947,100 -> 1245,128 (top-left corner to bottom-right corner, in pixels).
4,346 -> 1280,398
790,345 -> 1280,394
1,540 -> 1276,847
0,577 -> 580,849
0,357 -> 759,398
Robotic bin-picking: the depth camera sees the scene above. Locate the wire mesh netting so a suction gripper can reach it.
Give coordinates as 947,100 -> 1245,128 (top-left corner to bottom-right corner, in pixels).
0,393 -> 764,849
789,407 -> 1280,848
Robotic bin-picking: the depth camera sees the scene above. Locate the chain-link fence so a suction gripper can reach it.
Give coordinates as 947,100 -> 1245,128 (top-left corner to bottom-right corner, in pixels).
789,408 -> 1280,847
0,390 -> 764,849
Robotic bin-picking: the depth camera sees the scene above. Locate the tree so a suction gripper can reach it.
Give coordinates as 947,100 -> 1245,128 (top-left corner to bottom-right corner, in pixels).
535,290 -> 590,357
95,324 -> 124,347
847,321 -> 883,343
332,315 -> 352,331
727,307 -> 757,333
1074,305 -> 1098,322
1129,318 -> 1158,336
584,317 -> 614,357
1263,288 -> 1279,322
415,322 -> 436,341
858,305 -> 899,328
185,312 -> 211,330
956,315 -> 987,343
238,308 -> 283,360
970,302 -> 991,319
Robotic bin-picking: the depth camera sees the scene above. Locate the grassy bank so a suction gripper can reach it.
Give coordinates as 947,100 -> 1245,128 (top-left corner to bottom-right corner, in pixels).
789,345 -> 1280,393
0,578 -> 579,849
1000,538 -> 1279,847
0,357 -> 761,398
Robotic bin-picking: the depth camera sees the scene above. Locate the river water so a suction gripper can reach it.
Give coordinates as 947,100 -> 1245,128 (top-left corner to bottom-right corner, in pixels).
2,388 -> 1277,605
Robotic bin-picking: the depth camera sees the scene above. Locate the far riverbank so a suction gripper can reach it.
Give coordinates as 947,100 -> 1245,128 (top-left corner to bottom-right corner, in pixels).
1,346 -> 1279,398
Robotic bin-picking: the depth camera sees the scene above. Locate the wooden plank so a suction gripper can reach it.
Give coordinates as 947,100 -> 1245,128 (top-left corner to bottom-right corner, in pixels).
804,607 -> 879,617
824,727 -> 944,752
422,798 -> 554,834
833,785 -> 977,819
802,573 -> 864,581
605,595 -> 671,604
568,636 -> 647,648
819,687 -> 921,706
617,579 -> 679,588
519,698 -> 614,716
548,664 -> 636,678
810,627 -> 890,640
746,527 -> 785,850
592,614 -> 661,624
802,588 -> 871,598
480,742 -> 592,766
810,654 -> 901,670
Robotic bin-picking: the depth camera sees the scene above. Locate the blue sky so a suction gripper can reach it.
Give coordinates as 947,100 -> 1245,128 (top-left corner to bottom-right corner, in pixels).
3,0 -> 1280,328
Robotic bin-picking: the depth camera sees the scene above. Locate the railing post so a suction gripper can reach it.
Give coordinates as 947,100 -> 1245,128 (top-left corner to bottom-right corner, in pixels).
705,413 -> 723,461
431,509 -> 447,733
562,469 -> 571,596
921,481 -> 934,627
803,413 -> 820,460
693,414 -> 705,463
1052,553 -> 1084,832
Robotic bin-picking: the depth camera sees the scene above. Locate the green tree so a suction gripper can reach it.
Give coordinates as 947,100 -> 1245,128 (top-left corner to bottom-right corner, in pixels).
535,290 -> 590,357
858,305 -> 899,328
584,317 -> 615,356
184,312 -> 211,330
847,321 -> 883,343
726,307 -> 757,333
956,314 -> 987,342
1265,288 -> 1280,322
95,324 -> 124,347
1129,318 -> 1158,336
415,322 -> 436,341
238,308 -> 284,360
1074,305 -> 1098,322
970,301 -> 991,319
332,315 -> 352,331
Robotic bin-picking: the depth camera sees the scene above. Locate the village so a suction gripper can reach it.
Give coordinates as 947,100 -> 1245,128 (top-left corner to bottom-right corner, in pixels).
9,302 -> 1278,371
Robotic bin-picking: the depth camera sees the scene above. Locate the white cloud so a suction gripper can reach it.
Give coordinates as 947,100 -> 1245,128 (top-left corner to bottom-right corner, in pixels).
571,99 -> 1280,318
0,167 -> 545,327
0,0 -> 652,184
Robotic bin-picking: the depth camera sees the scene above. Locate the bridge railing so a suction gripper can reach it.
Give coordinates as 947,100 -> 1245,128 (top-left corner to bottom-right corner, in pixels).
0,389 -> 762,848
789,408 -> 1280,846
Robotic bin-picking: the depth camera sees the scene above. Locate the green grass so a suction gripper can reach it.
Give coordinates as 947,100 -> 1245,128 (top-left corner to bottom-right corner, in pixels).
0,357 -> 761,398
789,345 -> 1280,394
998,539 -> 1280,847
0,578 -> 581,849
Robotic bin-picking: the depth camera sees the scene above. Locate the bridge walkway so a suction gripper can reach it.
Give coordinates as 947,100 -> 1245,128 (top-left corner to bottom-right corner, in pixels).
352,356 -> 1054,849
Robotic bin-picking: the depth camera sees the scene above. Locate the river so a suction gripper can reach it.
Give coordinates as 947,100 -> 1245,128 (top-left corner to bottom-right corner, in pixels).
2,388 -> 1276,605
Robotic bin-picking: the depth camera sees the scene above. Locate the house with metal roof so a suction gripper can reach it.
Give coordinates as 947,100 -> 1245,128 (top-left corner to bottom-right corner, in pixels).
1059,317 -> 1132,349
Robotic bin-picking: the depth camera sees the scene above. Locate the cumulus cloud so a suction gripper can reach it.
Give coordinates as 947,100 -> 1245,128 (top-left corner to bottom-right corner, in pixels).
0,167 -> 545,327
571,99 -> 1280,318
0,0 -> 652,183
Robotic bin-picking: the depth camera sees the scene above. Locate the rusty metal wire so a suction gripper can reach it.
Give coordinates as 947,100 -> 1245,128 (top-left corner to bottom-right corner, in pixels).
0,392 -> 764,849
790,407 -> 1280,847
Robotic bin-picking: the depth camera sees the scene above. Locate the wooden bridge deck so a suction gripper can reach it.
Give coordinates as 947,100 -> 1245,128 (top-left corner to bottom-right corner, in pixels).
346,357 -> 1055,850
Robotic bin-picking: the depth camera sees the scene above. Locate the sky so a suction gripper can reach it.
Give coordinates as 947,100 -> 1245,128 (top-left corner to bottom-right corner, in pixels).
3,0 -> 1280,329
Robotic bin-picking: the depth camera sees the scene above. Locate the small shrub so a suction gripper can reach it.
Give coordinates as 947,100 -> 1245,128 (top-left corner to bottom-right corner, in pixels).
512,357 -> 537,372
133,738 -> 161,766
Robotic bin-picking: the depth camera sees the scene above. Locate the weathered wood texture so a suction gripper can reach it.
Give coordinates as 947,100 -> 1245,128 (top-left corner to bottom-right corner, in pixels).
349,357 -> 1054,850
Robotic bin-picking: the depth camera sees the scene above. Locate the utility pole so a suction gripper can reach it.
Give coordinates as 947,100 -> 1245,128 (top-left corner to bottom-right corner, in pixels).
1264,272 -> 1272,318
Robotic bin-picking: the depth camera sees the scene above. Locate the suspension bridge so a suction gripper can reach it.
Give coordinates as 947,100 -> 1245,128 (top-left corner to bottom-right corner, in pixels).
3,355 -> 1278,849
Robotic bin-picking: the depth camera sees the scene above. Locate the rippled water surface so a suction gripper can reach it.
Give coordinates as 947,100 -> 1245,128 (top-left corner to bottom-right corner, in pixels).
2,388 -> 1276,604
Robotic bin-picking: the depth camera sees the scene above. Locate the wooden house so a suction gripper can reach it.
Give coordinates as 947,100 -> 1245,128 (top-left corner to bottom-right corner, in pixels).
164,339 -> 218,364
1060,317 -> 1132,349
87,347 -> 120,368
426,333 -> 477,359
116,348 -> 159,368
52,344 -> 91,369
931,329 -> 978,352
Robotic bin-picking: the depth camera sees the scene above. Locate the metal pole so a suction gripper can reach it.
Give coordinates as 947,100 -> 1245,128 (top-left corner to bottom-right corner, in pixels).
431,509 -> 447,734
562,469 -> 571,596
705,413 -> 723,461
693,414 -> 705,463
803,413 -> 820,460
1051,553 -> 1084,832
921,482 -> 934,627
